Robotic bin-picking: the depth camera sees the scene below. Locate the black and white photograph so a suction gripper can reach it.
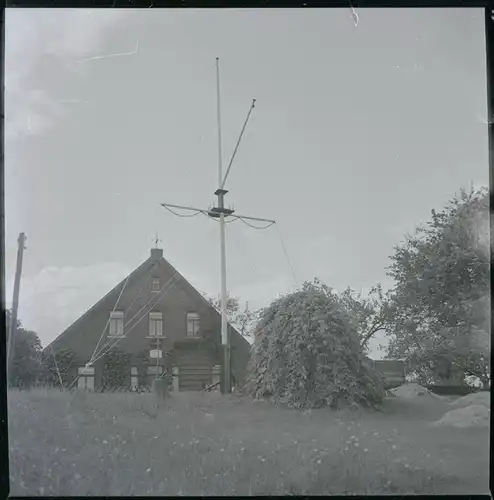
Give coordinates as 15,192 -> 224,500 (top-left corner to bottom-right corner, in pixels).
4,7 -> 491,496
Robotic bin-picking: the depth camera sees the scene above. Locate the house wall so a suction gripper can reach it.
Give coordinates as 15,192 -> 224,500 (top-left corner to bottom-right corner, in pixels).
50,252 -> 240,390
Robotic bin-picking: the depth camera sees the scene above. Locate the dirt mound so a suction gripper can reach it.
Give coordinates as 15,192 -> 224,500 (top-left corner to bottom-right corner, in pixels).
449,391 -> 490,409
390,383 -> 431,398
432,404 -> 490,428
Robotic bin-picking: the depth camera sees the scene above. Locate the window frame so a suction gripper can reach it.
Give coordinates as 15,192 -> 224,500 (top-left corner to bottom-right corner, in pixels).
151,278 -> 160,293
186,312 -> 201,338
77,366 -> 95,391
149,311 -> 163,337
109,310 -> 125,337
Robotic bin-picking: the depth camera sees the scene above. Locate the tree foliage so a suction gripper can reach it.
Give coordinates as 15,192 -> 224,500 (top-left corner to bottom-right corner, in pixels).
207,293 -> 260,342
339,283 -> 392,352
102,348 -> 131,390
41,347 -> 77,388
246,279 -> 385,409
6,310 -> 43,388
385,186 -> 489,387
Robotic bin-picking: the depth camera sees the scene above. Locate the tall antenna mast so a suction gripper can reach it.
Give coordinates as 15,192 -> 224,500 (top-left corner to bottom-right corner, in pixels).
215,57 -> 231,393
161,58 -> 275,394
216,58 -> 223,189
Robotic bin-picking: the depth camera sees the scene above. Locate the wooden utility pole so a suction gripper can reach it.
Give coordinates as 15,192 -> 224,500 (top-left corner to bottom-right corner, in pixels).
161,58 -> 275,394
7,232 -> 26,386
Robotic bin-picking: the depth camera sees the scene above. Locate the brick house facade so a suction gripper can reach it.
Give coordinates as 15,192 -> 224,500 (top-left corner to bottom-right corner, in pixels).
44,248 -> 251,392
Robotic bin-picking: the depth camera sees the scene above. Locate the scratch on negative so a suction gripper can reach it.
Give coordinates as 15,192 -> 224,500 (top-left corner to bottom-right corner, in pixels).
75,39 -> 139,64
350,4 -> 359,27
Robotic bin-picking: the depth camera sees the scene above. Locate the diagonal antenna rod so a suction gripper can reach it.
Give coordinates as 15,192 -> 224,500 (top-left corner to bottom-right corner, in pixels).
221,99 -> 256,190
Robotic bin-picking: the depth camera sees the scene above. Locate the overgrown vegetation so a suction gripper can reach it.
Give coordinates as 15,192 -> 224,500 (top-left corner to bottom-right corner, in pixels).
6,310 -> 43,389
41,347 -> 77,388
246,279 -> 385,409
102,348 -> 131,390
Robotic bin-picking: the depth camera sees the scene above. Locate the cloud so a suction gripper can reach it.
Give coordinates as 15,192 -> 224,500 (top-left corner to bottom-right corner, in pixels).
7,262 -> 131,348
5,8 -> 130,141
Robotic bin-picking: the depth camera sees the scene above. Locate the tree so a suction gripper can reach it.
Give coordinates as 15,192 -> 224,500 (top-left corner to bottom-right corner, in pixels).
206,293 -> 260,342
385,186 -> 489,387
246,279 -> 386,409
6,310 -> 43,388
339,283 -> 392,352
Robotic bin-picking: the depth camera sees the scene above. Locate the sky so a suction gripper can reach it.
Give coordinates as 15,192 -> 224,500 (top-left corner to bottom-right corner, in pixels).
5,8 -> 489,357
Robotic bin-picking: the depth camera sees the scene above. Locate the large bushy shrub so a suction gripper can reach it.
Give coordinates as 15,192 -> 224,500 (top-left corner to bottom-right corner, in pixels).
246,280 -> 385,409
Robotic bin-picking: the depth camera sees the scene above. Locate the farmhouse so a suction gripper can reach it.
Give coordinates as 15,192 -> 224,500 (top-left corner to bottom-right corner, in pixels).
44,247 -> 251,392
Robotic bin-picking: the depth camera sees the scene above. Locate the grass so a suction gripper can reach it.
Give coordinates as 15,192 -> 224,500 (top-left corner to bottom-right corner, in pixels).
7,388 -> 490,496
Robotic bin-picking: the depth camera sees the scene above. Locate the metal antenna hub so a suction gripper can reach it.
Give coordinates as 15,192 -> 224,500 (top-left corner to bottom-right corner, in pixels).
209,188 -> 235,218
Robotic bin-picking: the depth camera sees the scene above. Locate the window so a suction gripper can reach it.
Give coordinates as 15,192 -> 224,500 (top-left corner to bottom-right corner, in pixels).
131,367 -> 138,391
109,311 -> 124,337
186,312 -> 200,337
151,278 -> 160,292
149,312 -> 163,337
77,366 -> 95,391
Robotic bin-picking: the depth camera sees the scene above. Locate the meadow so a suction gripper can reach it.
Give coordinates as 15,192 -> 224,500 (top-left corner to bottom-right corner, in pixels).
7,388 -> 489,496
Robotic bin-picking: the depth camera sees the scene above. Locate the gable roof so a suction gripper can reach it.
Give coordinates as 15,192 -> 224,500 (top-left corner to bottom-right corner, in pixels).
43,253 -> 158,353
44,250 -> 250,361
155,254 -> 251,354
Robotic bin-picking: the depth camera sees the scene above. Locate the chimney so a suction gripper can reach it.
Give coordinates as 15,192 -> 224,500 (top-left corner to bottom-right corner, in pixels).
151,248 -> 163,259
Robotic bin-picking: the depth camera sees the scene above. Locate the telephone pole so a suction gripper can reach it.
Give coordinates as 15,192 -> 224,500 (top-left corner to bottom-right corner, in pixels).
161,58 -> 275,394
7,232 -> 26,386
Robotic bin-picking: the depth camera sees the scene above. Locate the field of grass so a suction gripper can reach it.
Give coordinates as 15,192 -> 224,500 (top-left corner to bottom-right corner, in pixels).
7,388 -> 489,496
